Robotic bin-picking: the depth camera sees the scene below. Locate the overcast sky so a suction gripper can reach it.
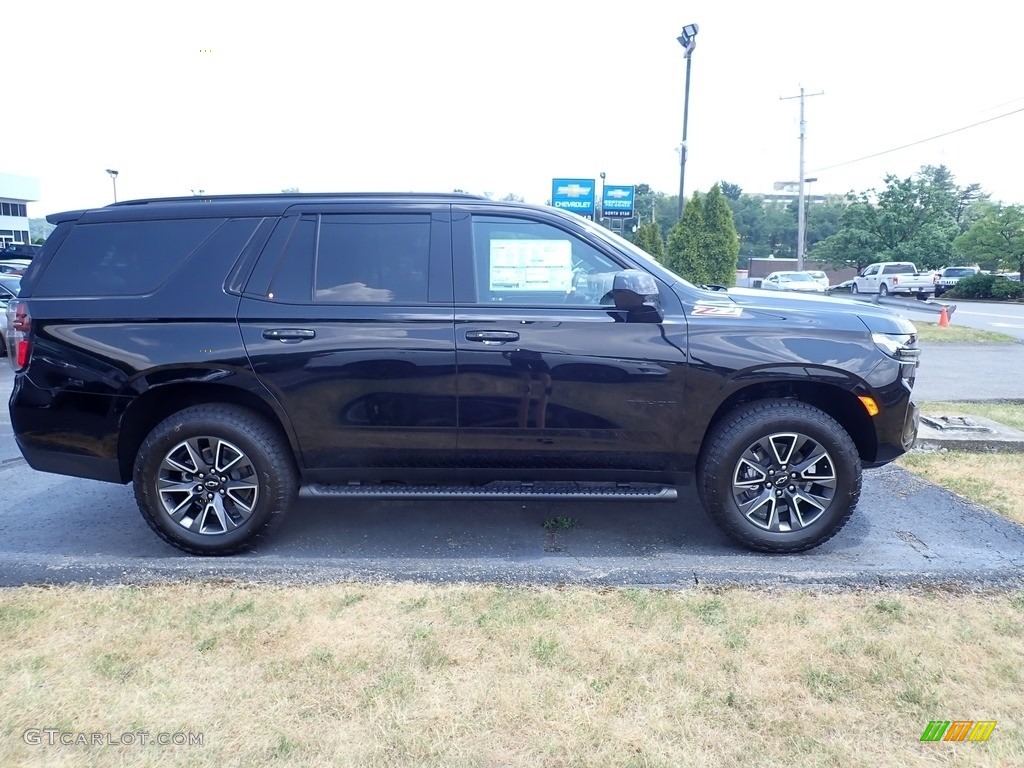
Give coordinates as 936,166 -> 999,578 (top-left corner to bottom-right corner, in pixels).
6,0 -> 1023,216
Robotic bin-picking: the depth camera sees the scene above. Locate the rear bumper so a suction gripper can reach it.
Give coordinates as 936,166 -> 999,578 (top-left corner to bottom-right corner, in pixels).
16,438 -> 124,483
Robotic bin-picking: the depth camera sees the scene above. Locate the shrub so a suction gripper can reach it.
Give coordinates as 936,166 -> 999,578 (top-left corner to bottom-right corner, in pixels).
947,274 -> 1024,300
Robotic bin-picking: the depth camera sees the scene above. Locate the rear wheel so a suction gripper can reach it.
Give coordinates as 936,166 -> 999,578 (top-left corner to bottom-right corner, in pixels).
879,283 -> 889,297
133,404 -> 297,555
697,400 -> 861,553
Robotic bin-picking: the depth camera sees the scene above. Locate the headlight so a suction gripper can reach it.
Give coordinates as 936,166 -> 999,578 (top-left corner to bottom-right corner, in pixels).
872,332 -> 919,361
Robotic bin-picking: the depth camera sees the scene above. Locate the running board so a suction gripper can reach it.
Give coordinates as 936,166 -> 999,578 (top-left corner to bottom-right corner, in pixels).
299,482 -> 678,501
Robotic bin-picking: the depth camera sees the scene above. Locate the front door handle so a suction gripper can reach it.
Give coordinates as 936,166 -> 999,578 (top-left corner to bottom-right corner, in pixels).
465,330 -> 520,344
262,328 -> 316,342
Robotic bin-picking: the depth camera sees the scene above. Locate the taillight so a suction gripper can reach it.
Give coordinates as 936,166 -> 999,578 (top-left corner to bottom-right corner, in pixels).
892,276 -> 899,286
7,299 -> 31,372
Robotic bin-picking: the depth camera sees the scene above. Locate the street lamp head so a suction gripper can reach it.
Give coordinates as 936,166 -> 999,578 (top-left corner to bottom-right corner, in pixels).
677,23 -> 699,55
600,172 -> 606,180
105,169 -> 119,178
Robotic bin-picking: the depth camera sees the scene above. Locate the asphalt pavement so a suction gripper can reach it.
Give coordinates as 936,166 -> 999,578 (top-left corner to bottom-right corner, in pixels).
1,338 -> 1023,589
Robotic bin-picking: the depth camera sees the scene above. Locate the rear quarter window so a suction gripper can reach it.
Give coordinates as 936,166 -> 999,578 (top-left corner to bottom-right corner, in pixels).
33,218 -> 224,297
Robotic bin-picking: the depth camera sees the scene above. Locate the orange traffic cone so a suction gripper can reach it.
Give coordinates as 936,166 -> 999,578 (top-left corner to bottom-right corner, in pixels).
938,306 -> 950,328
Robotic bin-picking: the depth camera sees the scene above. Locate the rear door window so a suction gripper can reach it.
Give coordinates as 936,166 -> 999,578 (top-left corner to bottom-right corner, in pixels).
34,219 -> 223,296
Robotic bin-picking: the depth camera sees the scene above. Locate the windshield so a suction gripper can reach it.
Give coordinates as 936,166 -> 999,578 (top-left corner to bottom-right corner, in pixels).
944,267 -> 974,277
0,276 -> 20,295
780,273 -> 814,282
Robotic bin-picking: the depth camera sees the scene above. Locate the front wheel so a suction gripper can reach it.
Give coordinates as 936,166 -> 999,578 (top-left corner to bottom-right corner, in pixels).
851,283 -> 859,294
697,400 -> 862,553
133,404 -> 297,555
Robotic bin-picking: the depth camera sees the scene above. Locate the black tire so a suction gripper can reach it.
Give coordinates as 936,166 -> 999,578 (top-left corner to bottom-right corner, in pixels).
851,283 -> 858,294
133,404 -> 297,555
697,399 -> 861,553
878,283 -> 889,297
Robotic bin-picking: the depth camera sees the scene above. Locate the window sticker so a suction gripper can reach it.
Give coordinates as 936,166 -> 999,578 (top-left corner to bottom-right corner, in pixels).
489,239 -> 573,292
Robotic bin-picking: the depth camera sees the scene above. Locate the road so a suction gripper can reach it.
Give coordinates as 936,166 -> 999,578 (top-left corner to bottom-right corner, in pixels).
2,345 -> 1024,588
887,297 -> 1024,341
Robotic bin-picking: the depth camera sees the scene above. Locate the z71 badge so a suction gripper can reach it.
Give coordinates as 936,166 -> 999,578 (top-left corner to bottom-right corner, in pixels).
691,305 -> 743,317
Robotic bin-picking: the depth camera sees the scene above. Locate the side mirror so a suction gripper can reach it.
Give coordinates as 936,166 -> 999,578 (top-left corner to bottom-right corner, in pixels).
611,270 -> 663,323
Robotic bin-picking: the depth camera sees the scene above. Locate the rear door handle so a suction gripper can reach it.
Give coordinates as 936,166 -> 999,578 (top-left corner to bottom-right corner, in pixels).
262,328 -> 316,342
465,330 -> 520,344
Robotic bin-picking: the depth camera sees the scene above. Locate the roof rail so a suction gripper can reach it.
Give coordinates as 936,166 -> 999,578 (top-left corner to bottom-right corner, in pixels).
108,192 -> 489,206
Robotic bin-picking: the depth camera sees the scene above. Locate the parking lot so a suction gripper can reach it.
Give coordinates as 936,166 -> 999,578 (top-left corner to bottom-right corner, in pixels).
2,338 -> 1023,589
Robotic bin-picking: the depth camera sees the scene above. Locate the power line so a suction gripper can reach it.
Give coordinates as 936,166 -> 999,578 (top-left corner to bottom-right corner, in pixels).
811,107 -> 1024,173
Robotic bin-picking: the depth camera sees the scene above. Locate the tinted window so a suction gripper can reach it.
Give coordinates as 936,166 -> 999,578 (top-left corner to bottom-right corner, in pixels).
267,216 -> 315,303
883,264 -> 915,275
471,216 -> 621,306
35,219 -> 223,297
315,214 -> 430,303
945,267 -> 974,278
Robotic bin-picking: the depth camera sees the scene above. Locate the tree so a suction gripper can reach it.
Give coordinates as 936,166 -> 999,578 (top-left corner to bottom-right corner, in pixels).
500,193 -> 524,202
633,220 -> 665,263
665,192 -> 709,284
280,187 -> 300,193
954,204 -> 1024,281
719,181 -> 743,201
810,165 -> 979,272
702,184 -> 740,286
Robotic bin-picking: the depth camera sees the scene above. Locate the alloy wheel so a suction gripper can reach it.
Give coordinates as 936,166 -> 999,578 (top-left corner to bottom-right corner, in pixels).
156,437 -> 260,534
730,432 -> 837,532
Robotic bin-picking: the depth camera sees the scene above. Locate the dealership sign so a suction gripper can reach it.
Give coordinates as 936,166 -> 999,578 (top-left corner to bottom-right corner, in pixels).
551,178 -> 595,215
602,185 -> 635,217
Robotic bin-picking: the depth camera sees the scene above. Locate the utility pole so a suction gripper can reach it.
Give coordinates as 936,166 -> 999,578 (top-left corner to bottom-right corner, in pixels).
780,87 -> 823,270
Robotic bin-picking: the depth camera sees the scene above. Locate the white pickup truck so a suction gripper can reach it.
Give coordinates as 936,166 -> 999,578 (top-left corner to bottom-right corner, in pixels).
852,262 -> 937,299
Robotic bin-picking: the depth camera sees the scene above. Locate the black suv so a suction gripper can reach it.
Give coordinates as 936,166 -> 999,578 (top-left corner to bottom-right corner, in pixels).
6,193 -> 920,555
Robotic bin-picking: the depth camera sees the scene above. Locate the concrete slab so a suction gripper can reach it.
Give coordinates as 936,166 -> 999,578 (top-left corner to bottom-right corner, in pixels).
914,413 -> 1024,452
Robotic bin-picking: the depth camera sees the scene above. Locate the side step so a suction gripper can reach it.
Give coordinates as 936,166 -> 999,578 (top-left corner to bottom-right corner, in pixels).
299,481 -> 678,502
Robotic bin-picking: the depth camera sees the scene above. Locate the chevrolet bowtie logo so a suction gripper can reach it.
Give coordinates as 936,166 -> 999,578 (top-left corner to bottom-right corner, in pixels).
605,188 -> 631,199
556,184 -> 592,197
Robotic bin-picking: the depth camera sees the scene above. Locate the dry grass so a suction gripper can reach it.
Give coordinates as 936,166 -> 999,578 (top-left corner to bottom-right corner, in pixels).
2,584 -> 1023,767
919,401 -> 1024,433
898,450 -> 1024,525
913,321 -> 1018,344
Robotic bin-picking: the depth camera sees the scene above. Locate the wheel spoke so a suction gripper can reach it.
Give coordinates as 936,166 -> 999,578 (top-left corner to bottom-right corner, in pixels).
733,458 -> 769,487
739,488 -> 777,525
214,440 -> 244,474
766,433 -> 799,466
225,481 -> 258,514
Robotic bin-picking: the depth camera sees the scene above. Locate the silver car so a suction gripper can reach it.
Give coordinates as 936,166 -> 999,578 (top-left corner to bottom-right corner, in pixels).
761,271 -> 827,293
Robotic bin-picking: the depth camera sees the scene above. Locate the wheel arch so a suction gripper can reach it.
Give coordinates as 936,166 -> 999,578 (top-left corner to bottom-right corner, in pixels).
117,381 -> 300,483
699,379 -> 877,464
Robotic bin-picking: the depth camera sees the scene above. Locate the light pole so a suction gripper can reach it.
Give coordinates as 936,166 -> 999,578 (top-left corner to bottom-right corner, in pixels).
599,171 -> 606,226
676,23 -> 699,220
780,87 -> 823,270
105,169 -> 119,203
774,177 -> 818,264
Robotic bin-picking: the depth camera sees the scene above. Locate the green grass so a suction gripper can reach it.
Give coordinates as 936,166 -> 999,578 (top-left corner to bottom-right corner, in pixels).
913,321 -> 1018,344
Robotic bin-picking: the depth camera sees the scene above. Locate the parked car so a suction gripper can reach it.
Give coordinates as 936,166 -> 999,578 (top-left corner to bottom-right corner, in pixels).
853,262 -> 936,299
0,275 -> 20,357
7,193 -> 920,556
934,266 -> 980,297
804,270 -> 830,289
0,259 -> 31,276
761,271 -> 827,293
1,244 -> 42,259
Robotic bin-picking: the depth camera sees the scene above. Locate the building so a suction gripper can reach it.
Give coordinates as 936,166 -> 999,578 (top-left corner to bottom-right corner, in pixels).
0,172 -> 41,248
